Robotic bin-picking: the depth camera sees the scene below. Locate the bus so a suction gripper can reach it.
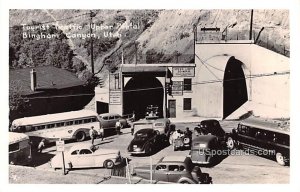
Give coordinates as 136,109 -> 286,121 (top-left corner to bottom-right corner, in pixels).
231,117 -> 290,166
9,132 -> 32,165
10,110 -> 101,144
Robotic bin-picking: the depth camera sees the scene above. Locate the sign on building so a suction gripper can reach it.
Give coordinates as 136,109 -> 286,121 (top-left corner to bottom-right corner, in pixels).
110,91 -> 121,105
172,81 -> 183,95
172,67 -> 195,77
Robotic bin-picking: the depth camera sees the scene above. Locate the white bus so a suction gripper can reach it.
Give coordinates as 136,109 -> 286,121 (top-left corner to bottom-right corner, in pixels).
10,110 -> 101,144
9,132 -> 32,165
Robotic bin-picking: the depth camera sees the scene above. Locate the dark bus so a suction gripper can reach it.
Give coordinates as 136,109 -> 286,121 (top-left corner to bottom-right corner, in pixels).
232,117 -> 290,166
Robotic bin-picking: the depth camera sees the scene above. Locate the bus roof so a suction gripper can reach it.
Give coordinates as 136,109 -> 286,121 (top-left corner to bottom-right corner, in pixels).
9,132 -> 29,144
240,117 -> 290,135
12,110 -> 98,126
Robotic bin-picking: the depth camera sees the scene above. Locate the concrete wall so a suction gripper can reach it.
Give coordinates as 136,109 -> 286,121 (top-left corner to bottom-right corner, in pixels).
194,42 -> 289,118
249,45 -> 290,114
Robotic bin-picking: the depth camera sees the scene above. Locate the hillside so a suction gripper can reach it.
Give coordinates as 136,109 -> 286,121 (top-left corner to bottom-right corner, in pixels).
9,9 -> 289,87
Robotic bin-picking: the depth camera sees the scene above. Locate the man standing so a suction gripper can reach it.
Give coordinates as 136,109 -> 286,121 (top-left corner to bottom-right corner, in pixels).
115,120 -> 122,135
99,124 -> 104,141
89,126 -> 97,145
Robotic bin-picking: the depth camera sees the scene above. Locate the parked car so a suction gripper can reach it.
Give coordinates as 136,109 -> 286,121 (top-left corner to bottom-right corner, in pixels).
133,156 -> 212,184
194,119 -> 234,149
132,118 -> 171,135
98,113 -> 130,129
190,135 -> 227,165
50,143 -> 123,170
128,128 -> 167,155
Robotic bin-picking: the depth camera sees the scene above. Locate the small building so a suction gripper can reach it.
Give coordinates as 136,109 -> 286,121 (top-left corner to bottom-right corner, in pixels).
9,66 -> 94,121
95,32 -> 289,120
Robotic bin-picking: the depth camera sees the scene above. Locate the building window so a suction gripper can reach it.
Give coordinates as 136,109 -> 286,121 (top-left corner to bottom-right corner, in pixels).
183,79 -> 192,91
183,98 -> 192,110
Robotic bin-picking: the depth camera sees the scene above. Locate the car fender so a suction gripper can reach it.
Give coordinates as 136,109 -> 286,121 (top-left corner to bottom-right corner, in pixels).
177,177 -> 197,184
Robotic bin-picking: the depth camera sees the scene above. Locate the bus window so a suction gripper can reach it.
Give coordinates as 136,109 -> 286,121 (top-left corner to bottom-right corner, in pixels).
66,121 -> 74,126
47,124 -> 55,128
277,134 -> 289,145
91,117 -> 96,122
84,119 -> 91,123
9,143 -> 20,152
75,120 -> 82,125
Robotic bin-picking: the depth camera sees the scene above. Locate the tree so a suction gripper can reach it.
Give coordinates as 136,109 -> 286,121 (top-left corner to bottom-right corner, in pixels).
9,80 -> 31,121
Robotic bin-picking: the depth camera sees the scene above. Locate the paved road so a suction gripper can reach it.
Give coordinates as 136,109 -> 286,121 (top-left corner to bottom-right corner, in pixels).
32,121 -> 289,184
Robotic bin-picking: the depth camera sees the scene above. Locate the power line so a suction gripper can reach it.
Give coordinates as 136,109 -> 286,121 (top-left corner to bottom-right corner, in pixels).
21,70 -> 289,100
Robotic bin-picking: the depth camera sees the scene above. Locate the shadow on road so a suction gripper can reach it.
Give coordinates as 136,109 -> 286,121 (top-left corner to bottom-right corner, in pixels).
28,151 -> 55,167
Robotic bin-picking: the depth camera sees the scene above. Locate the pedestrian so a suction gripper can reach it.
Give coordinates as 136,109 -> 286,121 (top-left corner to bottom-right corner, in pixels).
115,120 -> 122,135
184,127 -> 193,139
37,139 -> 45,153
99,124 -> 104,141
132,111 -> 136,122
89,126 -> 97,145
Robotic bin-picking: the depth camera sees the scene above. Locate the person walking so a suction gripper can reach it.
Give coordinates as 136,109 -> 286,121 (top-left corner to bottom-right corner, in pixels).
89,126 -> 97,145
115,120 -> 122,135
37,139 -> 45,153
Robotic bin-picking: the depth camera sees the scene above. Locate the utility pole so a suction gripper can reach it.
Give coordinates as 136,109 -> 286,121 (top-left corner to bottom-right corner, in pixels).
90,10 -> 96,74
249,9 -> 253,41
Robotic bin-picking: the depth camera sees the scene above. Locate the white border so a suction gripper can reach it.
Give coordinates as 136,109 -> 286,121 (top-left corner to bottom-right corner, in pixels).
1,0 -> 300,192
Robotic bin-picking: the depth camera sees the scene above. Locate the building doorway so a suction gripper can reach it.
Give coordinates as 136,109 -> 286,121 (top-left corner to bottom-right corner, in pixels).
168,100 -> 176,118
123,75 -> 164,120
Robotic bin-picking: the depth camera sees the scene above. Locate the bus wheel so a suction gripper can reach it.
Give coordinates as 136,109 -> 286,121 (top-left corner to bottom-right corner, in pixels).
226,137 -> 235,150
276,152 -> 287,166
76,131 -> 86,142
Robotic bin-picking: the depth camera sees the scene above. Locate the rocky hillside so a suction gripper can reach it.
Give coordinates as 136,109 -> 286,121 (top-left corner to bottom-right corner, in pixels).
9,9 -> 289,87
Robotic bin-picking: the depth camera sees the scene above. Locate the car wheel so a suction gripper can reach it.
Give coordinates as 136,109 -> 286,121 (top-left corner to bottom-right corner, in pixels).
179,180 -> 191,184
76,131 -> 86,142
104,160 -> 115,169
276,152 -> 287,166
226,137 -> 235,150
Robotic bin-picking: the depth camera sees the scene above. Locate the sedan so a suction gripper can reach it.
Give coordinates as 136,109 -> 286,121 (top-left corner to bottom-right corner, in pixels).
128,128 -> 167,155
50,143 -> 123,170
133,156 -> 212,184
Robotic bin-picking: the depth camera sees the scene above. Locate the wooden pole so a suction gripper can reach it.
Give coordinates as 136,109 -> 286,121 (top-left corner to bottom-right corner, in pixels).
61,151 -> 66,175
150,156 -> 153,184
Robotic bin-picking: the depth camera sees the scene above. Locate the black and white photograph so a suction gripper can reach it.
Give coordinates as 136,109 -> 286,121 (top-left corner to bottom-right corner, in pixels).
1,0 -> 300,191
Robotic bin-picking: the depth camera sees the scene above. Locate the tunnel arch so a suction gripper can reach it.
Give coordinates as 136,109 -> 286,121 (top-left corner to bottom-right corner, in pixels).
223,57 -> 248,119
123,75 -> 164,120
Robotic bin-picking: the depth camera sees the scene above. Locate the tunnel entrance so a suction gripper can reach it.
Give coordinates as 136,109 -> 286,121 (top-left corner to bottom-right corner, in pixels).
123,75 -> 164,120
223,57 -> 248,119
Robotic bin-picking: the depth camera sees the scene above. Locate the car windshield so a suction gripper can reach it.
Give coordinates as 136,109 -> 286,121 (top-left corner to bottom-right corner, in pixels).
135,132 -> 149,139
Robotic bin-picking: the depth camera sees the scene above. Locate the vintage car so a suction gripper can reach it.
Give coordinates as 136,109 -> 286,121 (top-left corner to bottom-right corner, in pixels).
132,118 -> 171,135
145,105 -> 159,120
190,135 -> 227,165
194,119 -> 234,149
98,113 -> 130,129
50,143 -> 123,169
133,156 -> 212,184
128,128 -> 166,155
